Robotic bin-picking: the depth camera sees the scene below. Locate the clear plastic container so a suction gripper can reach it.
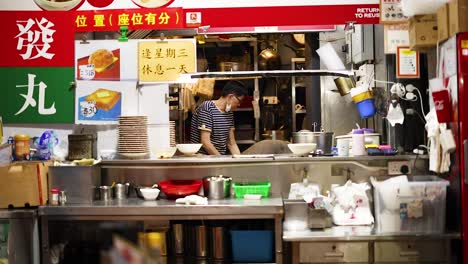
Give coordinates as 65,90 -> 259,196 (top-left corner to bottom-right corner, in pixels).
373,176 -> 449,234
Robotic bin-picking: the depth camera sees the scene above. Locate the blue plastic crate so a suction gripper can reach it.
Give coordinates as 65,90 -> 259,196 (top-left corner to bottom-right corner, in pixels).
230,230 -> 273,263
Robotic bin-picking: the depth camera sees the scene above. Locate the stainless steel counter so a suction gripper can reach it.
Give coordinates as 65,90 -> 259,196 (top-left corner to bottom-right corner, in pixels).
100,154 -> 426,168
283,225 -> 461,241
0,209 -> 36,219
39,198 -> 283,220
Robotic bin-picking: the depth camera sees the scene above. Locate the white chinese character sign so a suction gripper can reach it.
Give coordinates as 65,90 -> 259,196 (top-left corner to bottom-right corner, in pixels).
0,11 -> 74,123
0,68 -> 74,123
1,11 -> 74,67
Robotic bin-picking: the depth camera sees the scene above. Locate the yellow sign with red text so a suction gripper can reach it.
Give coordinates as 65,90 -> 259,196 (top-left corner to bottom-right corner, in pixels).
138,39 -> 196,82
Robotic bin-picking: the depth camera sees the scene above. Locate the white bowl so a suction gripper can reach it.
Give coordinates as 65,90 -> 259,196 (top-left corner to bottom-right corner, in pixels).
35,0 -> 83,10
153,147 -> 177,159
176,144 -> 202,155
100,150 -> 116,160
288,143 -> 317,155
140,188 -> 160,200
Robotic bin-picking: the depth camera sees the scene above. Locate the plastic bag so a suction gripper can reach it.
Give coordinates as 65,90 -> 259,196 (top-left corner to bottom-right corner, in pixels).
331,181 -> 374,226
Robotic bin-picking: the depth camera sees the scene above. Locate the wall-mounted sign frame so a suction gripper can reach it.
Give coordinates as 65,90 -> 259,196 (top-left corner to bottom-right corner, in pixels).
396,46 -> 420,79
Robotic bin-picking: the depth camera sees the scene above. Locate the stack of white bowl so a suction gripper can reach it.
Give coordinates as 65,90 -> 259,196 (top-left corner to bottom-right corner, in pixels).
118,116 -> 149,159
170,121 -> 176,147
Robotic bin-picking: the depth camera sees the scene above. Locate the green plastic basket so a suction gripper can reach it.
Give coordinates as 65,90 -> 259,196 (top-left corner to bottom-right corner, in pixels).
232,182 -> 271,198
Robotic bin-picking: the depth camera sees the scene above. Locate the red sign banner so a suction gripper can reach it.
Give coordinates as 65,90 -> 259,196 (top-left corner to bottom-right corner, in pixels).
74,8 -> 183,32
0,11 -> 74,67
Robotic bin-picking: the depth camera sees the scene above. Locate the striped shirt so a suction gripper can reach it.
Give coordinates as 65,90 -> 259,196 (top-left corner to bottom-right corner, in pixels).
190,100 -> 234,154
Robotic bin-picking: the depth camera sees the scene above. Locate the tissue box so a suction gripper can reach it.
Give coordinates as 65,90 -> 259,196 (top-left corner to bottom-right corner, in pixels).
373,176 -> 449,233
0,161 -> 51,208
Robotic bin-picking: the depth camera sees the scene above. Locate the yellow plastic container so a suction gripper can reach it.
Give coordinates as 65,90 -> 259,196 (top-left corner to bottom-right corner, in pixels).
14,134 -> 30,161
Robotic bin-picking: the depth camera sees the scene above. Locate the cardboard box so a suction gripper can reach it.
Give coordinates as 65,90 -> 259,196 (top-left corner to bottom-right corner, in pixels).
437,4 -> 449,42
0,161 -> 51,208
449,0 -> 468,37
409,15 -> 438,50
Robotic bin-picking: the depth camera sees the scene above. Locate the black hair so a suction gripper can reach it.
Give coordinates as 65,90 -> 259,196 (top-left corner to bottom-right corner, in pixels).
221,80 -> 248,97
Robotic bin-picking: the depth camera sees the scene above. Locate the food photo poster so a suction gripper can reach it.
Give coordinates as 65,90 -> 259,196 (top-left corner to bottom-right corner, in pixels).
75,80 -> 139,124
75,40 -> 138,81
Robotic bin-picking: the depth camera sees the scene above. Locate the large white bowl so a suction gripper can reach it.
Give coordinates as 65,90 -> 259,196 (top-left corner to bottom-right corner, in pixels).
153,147 -> 177,159
139,188 -> 160,200
288,143 -> 317,155
176,144 -> 202,155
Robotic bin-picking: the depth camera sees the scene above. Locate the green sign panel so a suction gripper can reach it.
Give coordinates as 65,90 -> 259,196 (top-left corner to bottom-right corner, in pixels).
0,67 -> 74,123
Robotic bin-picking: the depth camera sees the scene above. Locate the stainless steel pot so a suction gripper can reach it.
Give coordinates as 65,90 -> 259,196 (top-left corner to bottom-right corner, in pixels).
218,62 -> 246,71
292,130 -> 334,154
203,175 -> 232,199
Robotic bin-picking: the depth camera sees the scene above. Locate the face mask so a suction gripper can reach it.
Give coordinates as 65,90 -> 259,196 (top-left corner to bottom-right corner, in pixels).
225,102 -> 232,112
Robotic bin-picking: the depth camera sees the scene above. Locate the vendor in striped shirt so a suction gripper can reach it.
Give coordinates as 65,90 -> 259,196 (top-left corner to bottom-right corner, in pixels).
190,81 -> 248,155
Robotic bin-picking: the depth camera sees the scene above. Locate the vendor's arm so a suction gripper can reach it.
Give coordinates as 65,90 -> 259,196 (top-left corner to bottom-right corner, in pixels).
200,130 -> 221,155
227,128 -> 241,155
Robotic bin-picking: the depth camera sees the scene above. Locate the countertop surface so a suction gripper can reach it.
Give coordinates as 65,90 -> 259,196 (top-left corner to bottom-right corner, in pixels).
283,226 -> 461,241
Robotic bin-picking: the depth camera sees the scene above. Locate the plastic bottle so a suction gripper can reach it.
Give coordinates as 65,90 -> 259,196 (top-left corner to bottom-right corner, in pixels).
352,129 -> 366,156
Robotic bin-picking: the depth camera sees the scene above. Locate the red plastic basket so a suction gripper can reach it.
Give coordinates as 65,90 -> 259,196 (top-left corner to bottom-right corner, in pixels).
159,180 -> 203,199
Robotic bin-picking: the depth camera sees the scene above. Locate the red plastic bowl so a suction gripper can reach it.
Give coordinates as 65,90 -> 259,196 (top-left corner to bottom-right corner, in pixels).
159,180 -> 203,199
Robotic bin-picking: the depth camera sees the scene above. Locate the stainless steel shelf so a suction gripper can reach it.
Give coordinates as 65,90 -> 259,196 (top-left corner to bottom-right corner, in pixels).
188,69 -> 354,79
233,108 -> 253,112
283,226 -> 461,241
236,140 -> 256,144
38,198 -> 284,219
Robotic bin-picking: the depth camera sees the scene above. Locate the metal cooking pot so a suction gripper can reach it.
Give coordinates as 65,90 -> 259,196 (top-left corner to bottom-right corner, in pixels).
292,130 -> 334,154
218,62 -> 246,71
262,129 -> 286,141
258,48 -> 281,70
203,175 -> 232,199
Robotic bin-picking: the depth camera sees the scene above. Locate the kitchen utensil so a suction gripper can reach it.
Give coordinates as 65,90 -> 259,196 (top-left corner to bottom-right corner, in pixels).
258,47 -> 281,70
292,130 -> 334,154
176,144 -> 202,155
212,226 -> 227,259
334,77 -> 356,96
261,130 -> 286,140
153,147 -> 177,159
218,61 -> 247,71
172,224 -> 184,255
287,143 -> 317,155
68,134 -> 96,161
114,183 -> 128,199
195,225 -> 208,258
203,175 -> 232,199
159,180 -> 203,199
99,186 -> 113,201
139,187 -> 160,200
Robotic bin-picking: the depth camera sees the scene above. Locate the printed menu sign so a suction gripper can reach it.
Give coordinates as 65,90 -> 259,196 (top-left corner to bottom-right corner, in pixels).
396,46 -> 420,78
138,39 -> 196,82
